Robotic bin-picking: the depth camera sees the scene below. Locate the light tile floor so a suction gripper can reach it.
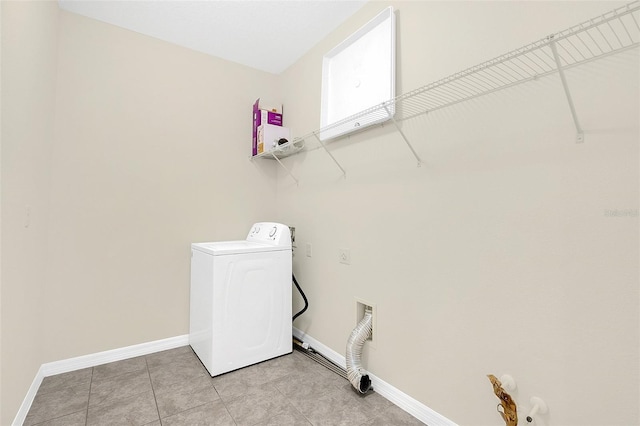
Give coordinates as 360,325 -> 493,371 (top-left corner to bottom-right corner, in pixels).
25,346 -> 426,425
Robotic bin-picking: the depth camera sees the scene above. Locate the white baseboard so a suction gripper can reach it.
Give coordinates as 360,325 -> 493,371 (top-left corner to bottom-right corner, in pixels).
292,327 -> 457,426
13,334 -> 189,426
14,372 -> 45,426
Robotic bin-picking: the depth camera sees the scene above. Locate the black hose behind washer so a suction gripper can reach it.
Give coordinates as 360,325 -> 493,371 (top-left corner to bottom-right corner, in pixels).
292,274 -> 308,321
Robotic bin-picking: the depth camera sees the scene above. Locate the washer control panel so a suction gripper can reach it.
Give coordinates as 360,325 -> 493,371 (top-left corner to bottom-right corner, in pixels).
246,222 -> 291,248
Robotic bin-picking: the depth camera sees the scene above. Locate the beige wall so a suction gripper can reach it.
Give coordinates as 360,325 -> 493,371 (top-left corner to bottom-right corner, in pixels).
1,1 -> 59,424
1,5 -> 281,423
278,2 -> 638,425
1,4 -> 3,421
43,10 -> 280,363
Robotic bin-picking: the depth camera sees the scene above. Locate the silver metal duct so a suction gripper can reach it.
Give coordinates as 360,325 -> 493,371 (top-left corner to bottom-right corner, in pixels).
346,308 -> 373,393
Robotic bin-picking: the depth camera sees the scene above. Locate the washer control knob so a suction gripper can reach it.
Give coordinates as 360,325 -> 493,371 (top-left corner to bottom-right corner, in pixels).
269,226 -> 278,238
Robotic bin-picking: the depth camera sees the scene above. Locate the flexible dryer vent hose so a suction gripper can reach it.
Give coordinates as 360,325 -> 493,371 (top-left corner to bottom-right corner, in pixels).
346,309 -> 373,394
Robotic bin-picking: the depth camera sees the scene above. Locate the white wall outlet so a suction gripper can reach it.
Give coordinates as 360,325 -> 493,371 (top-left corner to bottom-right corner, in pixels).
339,248 -> 351,265
305,243 -> 312,257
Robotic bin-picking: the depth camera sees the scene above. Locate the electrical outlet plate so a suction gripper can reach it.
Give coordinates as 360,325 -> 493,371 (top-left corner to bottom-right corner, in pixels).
305,243 -> 312,257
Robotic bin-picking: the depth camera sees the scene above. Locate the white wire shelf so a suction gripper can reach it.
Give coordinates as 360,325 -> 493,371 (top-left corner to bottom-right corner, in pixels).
322,1 -> 638,138
387,0 -> 640,126
253,139 -> 305,160
257,1 -> 640,181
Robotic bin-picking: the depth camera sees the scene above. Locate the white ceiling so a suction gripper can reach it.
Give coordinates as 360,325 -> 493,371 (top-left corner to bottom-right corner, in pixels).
58,0 -> 368,74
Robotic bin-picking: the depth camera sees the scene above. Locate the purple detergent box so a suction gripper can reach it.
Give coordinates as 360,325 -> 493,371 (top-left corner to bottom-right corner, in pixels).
252,99 -> 283,156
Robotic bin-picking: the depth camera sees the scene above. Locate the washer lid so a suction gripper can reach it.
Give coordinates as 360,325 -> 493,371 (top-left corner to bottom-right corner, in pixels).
191,240 -> 288,256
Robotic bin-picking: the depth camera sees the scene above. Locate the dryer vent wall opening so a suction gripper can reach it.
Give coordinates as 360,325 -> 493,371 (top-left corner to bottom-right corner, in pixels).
346,308 -> 373,394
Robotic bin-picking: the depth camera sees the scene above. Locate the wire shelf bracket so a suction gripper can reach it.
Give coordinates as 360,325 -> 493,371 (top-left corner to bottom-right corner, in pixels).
312,132 -> 347,178
384,105 -> 423,167
250,139 -> 305,184
549,36 -> 585,143
268,151 -> 299,185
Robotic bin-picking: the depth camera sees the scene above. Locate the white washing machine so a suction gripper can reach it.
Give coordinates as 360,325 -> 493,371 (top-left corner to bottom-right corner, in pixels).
189,222 -> 292,376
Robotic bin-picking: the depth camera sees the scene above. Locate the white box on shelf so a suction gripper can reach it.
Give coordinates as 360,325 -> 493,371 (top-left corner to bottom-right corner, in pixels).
257,124 -> 290,155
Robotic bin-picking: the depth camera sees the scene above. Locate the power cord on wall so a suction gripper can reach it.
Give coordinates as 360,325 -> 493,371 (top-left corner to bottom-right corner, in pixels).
292,274 -> 308,321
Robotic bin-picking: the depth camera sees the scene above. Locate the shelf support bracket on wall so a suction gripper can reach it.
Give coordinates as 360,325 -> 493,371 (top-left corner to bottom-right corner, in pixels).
549,36 -> 584,143
268,152 -> 299,185
384,105 -> 423,166
312,132 -> 347,177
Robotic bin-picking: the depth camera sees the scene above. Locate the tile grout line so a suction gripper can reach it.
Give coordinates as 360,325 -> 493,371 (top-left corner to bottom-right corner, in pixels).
148,347 -> 225,424
144,355 -> 163,426
272,381 -> 314,426
209,381 -> 229,419
209,379 -> 239,425
85,367 -> 94,426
